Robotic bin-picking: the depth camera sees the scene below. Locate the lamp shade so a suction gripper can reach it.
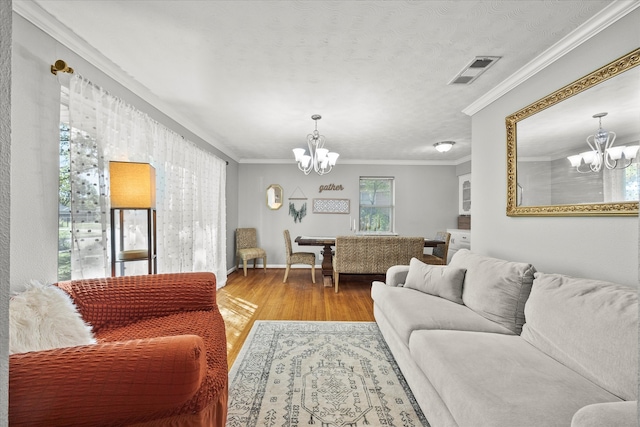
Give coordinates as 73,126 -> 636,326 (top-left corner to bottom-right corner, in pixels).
109,161 -> 156,208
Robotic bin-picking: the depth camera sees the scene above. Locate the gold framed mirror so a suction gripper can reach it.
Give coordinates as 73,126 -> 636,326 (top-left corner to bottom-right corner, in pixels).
266,184 -> 284,210
506,48 -> 639,216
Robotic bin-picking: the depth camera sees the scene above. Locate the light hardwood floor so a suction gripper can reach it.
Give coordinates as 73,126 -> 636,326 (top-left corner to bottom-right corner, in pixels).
217,268 -> 378,369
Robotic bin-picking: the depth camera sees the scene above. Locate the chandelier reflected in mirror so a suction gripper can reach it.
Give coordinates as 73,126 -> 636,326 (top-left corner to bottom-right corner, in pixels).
567,112 -> 639,173
293,114 -> 339,175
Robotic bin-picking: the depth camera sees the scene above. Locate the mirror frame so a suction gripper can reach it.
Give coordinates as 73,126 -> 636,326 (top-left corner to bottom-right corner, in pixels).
266,184 -> 284,210
506,47 -> 640,217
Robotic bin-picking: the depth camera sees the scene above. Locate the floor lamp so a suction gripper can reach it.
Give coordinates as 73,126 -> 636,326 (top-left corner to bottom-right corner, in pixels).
109,161 -> 157,276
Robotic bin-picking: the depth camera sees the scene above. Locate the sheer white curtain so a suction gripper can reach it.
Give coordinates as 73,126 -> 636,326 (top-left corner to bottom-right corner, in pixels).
68,75 -> 227,287
603,167 -> 625,202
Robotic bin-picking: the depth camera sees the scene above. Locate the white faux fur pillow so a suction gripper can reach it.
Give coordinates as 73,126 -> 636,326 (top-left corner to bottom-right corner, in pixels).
9,281 -> 96,355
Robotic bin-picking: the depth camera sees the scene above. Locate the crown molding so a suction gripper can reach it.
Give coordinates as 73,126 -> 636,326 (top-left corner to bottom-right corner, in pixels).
238,157 -> 468,166
463,0 -> 640,116
13,0 -> 240,162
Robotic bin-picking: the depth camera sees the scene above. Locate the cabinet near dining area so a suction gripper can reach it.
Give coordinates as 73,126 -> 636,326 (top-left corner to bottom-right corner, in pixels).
446,228 -> 470,264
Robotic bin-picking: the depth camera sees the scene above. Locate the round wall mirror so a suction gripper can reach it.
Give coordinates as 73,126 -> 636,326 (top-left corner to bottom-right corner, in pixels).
266,184 -> 283,210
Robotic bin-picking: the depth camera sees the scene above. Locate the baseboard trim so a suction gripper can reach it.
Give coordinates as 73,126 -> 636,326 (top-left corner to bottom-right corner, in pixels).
229,264 -> 318,272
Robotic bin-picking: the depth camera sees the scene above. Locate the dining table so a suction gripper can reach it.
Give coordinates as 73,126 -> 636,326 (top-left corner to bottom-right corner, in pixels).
295,235 -> 445,287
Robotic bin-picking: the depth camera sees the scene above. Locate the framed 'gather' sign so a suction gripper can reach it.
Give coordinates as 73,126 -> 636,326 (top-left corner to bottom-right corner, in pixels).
312,198 -> 350,214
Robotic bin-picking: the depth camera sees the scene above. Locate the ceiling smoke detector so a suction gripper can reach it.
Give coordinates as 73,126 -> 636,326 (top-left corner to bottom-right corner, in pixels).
448,56 -> 501,85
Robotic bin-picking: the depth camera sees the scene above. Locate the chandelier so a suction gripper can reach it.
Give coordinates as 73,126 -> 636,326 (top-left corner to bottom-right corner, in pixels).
567,112 -> 639,173
293,114 -> 339,175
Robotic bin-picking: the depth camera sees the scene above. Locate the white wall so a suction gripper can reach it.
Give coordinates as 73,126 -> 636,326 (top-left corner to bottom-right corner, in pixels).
225,161 -> 240,271
11,12 -> 60,289
10,14 -> 240,288
471,8 -> 640,287
0,2 -> 11,422
237,163 -> 459,266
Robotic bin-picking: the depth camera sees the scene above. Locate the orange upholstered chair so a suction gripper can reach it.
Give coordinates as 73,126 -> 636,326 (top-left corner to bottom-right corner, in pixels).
9,272 -> 228,427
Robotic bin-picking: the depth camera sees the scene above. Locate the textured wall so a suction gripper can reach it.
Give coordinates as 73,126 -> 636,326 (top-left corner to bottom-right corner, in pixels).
471,8 -> 640,287
0,1 -> 11,422
11,11 -> 60,290
237,163 -> 459,267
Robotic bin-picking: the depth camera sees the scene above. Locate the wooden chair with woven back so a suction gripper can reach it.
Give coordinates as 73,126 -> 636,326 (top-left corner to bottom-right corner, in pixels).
422,231 -> 451,265
235,227 -> 267,276
283,229 -> 316,283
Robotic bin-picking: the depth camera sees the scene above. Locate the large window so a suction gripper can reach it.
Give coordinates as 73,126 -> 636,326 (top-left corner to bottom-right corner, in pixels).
58,117 -> 71,280
359,177 -> 394,233
58,75 -> 227,285
58,86 -> 111,280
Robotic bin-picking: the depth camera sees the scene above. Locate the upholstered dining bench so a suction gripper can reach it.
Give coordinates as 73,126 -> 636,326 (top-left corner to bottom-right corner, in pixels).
332,235 -> 424,292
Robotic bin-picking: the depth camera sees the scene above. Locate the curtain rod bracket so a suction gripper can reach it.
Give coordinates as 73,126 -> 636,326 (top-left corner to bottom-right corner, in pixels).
51,59 -> 74,75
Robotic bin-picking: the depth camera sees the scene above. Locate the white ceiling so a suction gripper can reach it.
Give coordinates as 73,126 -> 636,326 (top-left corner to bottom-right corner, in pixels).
16,0 -> 624,163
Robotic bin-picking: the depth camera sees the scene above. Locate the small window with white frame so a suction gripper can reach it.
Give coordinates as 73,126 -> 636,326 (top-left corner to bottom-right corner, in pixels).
359,177 -> 394,233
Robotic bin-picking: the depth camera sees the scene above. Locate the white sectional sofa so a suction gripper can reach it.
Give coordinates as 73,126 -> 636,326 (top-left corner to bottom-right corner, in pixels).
371,249 -> 638,427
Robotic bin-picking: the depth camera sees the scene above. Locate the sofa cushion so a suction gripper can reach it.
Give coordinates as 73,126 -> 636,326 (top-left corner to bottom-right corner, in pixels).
371,281 -> 513,347
449,249 -> 535,334
571,401 -> 638,427
404,257 -> 465,304
522,272 -> 638,401
410,330 -> 622,427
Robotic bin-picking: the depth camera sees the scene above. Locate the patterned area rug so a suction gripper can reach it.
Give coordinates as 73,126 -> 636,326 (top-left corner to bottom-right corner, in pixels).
227,321 -> 429,427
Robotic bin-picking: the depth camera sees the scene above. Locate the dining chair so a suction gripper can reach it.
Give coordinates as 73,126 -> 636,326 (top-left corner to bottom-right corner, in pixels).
283,229 -> 316,283
235,228 -> 267,276
422,231 -> 451,265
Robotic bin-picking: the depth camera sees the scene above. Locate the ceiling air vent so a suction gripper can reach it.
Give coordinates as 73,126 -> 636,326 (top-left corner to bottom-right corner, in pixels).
448,56 -> 501,85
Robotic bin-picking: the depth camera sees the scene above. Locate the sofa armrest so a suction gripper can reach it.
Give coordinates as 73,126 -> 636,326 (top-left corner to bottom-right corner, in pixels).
10,334 -> 207,427
386,265 -> 410,287
571,401 -> 637,427
57,272 -> 217,332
